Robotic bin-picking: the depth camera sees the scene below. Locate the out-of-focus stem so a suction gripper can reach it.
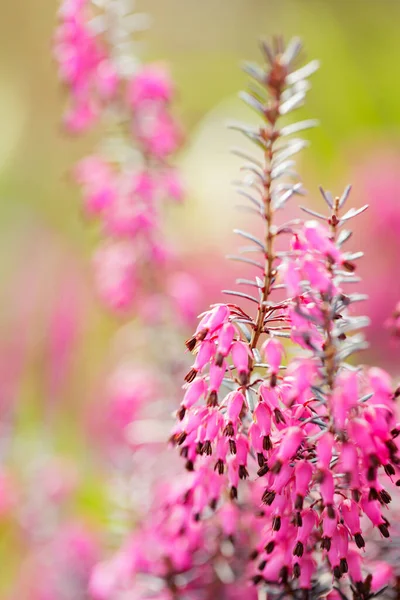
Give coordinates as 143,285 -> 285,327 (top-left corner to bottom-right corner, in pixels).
322,196 -> 340,392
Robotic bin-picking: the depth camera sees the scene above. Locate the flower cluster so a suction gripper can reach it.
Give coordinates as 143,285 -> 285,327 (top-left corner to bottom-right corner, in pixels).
54,0 -> 184,313
52,16 -> 400,600
166,39 -> 400,599
90,474 -> 262,600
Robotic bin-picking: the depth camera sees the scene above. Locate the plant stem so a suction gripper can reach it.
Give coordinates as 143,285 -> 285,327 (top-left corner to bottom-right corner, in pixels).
249,62 -> 284,357
322,196 -> 340,392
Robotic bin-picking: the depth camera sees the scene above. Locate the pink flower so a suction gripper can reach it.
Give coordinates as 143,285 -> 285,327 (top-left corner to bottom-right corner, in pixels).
134,107 -> 181,158
74,155 -> 116,216
161,169 -> 185,202
168,271 -> 201,325
94,241 -> 137,311
262,338 -> 283,375
127,65 -> 174,107
370,562 -> 394,591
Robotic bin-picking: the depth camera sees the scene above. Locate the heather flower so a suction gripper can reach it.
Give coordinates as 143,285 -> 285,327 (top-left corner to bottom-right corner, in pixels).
89,473 -> 261,599
54,0 -> 115,132
16,522 -> 99,600
126,64 -> 174,106
74,156 -> 116,216
55,0 -> 186,314
93,240 -> 137,311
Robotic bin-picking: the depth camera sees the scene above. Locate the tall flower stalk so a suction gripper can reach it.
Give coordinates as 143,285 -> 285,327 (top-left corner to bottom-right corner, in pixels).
52,14 -> 400,598
174,37 -> 319,507
54,0 -> 185,313
169,37 -> 400,600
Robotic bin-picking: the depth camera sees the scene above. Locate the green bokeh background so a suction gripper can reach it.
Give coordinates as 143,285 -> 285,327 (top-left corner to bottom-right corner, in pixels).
0,0 -> 400,594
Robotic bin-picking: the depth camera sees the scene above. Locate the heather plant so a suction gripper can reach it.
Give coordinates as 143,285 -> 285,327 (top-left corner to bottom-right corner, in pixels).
53,1 -> 207,590
54,0 -> 199,459
52,5 -> 400,599
54,0 -> 186,314
160,38 -> 400,599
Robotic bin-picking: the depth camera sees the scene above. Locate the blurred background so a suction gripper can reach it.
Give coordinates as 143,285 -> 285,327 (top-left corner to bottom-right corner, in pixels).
1,0 -> 400,596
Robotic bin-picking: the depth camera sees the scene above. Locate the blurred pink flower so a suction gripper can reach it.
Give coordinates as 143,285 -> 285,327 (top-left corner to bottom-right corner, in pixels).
74,156 -> 116,216
127,64 -> 174,107
351,150 -> 400,367
167,271 -> 201,325
94,241 -> 137,312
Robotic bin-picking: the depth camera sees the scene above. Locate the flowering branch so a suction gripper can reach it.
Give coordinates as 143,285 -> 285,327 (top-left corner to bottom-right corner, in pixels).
54,0 -> 184,313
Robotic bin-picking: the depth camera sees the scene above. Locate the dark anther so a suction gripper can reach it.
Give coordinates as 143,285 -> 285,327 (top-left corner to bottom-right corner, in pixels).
272,516 -> 281,531
340,558 -> 348,574
185,336 -> 197,352
209,498 -> 217,510
177,406 -> 186,421
224,423 -> 234,437
386,439 -> 398,455
230,486 -> 238,500
258,559 -> 267,571
321,537 -> 331,551
293,541 -> 304,557
364,574 -> 373,596
384,463 -> 396,476
206,391 -> 218,407
294,494 -> 304,511
261,490 -> 275,506
355,533 -> 365,549
271,460 -> 282,474
293,563 -> 301,578
184,368 -> 197,383
379,489 -> 392,504
368,488 -> 379,501
279,566 -> 289,584
274,408 -> 286,424
327,504 -> 335,519
176,432 -> 187,446
333,566 -> 342,579
249,549 -> 259,561
294,512 -> 303,527
214,459 -> 224,475
263,435 -> 272,451
265,541 -> 275,554
185,460 -> 194,472
257,464 -> 270,477
239,465 -> 249,479
257,453 -> 265,468
229,439 -> 237,455
378,523 -> 390,538
203,440 -> 212,456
